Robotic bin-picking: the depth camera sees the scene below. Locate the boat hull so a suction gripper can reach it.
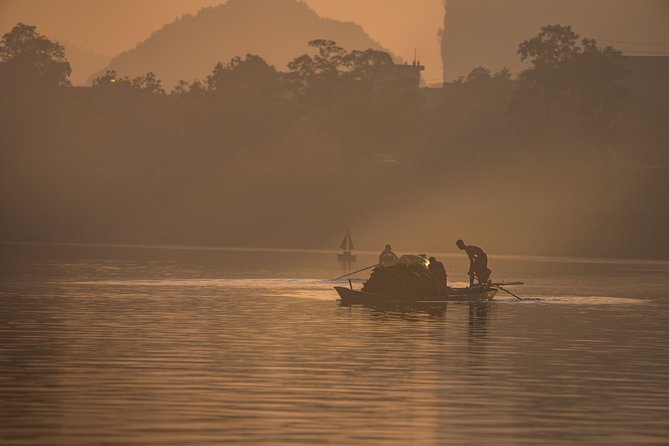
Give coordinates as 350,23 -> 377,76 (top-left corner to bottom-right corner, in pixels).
335,286 -> 497,305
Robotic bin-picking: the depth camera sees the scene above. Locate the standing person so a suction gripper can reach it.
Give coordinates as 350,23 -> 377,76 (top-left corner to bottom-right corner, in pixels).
456,239 -> 491,286
428,256 -> 448,289
379,244 -> 399,267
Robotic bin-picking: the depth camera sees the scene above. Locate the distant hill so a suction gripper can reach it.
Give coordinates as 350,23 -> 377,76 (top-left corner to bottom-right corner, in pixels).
92,0 -> 394,88
62,43 -> 111,86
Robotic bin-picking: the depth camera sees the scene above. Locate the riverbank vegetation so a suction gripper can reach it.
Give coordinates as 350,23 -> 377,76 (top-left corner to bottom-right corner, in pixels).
1,23 -> 667,258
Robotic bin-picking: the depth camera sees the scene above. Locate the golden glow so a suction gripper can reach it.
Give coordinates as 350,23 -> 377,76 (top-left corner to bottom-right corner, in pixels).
0,0 -> 445,82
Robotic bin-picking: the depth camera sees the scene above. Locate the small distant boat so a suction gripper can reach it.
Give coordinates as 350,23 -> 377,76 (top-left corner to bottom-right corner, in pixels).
337,227 -> 356,262
335,284 -> 497,305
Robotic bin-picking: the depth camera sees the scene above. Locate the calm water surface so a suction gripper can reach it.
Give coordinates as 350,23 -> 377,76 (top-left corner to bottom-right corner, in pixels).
1,245 -> 668,445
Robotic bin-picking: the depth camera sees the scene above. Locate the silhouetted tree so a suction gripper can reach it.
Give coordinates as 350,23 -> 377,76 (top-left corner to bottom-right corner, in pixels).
286,40 -> 420,162
458,66 -> 512,96
92,70 -> 165,96
287,39 -> 348,87
426,65 -> 513,167
131,72 -> 165,95
188,54 -> 292,167
513,25 -> 628,142
0,23 -> 71,89
92,70 -> 132,88
518,25 -> 580,70
171,80 -> 190,96
207,54 -> 280,95
342,49 -> 394,84
307,39 -> 346,78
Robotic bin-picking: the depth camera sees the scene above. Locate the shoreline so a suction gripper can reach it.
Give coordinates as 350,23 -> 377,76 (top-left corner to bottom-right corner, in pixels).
3,240 -> 669,266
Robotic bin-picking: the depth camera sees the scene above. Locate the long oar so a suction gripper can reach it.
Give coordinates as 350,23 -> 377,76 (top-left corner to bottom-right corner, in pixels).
332,264 -> 378,281
494,284 -> 523,301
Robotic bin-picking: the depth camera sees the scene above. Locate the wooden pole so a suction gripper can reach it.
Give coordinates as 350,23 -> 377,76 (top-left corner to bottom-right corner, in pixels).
332,264 -> 378,281
494,284 -> 523,300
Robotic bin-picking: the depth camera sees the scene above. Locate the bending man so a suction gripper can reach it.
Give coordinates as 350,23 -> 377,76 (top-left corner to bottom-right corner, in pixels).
456,239 -> 491,286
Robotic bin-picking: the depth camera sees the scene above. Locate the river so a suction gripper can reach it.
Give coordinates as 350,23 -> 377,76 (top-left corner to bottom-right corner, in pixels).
1,244 -> 668,445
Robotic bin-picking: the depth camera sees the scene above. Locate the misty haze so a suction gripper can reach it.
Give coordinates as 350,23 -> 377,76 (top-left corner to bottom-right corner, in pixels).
1,1 -> 668,445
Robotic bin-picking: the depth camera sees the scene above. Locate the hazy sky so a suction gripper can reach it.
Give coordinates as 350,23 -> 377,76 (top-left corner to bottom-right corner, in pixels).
0,0 -> 445,82
306,0 -> 444,83
0,0 -> 224,56
3,0 -> 667,85
442,0 -> 669,80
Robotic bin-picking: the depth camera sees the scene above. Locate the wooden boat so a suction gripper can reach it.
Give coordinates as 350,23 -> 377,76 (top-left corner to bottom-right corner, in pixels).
335,284 -> 497,305
337,226 -> 356,262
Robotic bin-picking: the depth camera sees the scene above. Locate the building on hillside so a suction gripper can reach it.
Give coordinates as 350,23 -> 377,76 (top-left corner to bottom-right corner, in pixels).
374,61 -> 425,89
392,61 -> 425,88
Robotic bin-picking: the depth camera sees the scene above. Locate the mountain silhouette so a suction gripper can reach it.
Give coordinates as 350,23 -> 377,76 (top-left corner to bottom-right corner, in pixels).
91,0 -> 393,88
63,43 -> 111,85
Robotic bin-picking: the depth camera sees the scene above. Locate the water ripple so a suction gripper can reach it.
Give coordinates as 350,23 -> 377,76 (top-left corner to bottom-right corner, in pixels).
1,250 -> 668,445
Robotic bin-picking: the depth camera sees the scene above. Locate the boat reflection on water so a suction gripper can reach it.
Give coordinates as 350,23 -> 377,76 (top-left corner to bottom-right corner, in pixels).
468,301 -> 491,336
467,302 -> 492,360
339,299 -> 494,331
342,302 -> 451,321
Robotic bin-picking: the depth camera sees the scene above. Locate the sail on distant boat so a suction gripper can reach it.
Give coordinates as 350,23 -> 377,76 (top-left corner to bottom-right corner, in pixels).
340,227 -> 354,251
338,227 -> 356,262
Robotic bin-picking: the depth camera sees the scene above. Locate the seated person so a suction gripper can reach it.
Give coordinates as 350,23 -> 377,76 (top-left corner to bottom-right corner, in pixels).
428,256 -> 448,289
379,244 -> 399,267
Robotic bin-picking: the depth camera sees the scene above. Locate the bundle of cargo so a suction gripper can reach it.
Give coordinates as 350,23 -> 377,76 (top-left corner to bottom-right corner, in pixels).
361,263 -> 443,298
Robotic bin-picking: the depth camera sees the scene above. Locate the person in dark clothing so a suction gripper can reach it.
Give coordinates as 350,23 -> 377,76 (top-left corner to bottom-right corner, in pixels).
456,239 -> 491,286
379,244 -> 399,267
428,256 -> 448,289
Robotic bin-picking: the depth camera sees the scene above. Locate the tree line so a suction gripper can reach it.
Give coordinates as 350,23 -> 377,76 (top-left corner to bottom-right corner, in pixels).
1,23 -> 667,258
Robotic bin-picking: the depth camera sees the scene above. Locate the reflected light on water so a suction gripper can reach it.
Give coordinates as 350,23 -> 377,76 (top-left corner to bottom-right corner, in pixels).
1,245 -> 668,445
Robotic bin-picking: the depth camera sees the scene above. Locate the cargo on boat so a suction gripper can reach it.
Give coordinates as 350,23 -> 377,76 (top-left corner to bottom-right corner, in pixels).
335,262 -> 498,305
